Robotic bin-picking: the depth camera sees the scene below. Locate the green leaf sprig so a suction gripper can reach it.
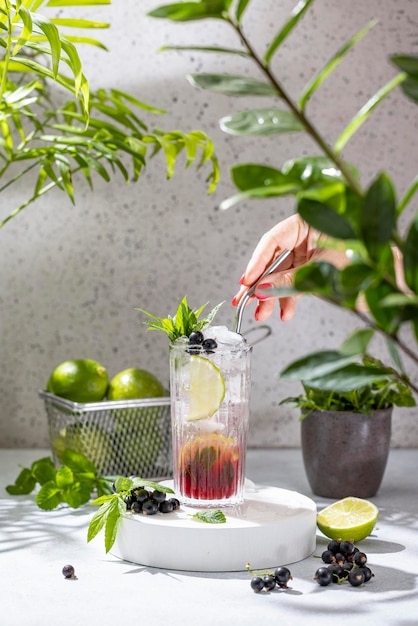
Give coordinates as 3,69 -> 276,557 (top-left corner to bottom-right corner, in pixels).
136,296 -> 224,342
87,476 -> 175,553
6,449 -> 112,510
190,509 -> 227,524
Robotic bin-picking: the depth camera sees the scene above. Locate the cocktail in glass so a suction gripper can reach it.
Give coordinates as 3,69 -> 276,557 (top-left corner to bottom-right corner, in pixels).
169,326 -> 252,507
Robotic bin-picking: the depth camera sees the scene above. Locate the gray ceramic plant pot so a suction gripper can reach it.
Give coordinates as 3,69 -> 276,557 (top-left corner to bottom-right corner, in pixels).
301,407 -> 393,499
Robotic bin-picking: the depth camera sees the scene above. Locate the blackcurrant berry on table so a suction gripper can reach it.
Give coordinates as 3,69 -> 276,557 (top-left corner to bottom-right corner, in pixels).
142,500 -> 159,515
62,565 -> 76,579
274,566 -> 293,588
362,566 -> 374,582
159,500 -> 174,513
348,568 -> 365,587
202,338 -> 217,353
130,501 -> 142,513
151,490 -> 166,504
354,551 -> 367,567
321,550 -> 336,564
328,563 -> 345,583
189,331 -> 204,345
263,575 -> 276,591
169,497 -> 180,510
339,540 -> 355,556
334,552 -> 345,565
314,567 -> 333,587
341,562 -> 354,576
250,576 -> 265,593
327,540 -> 341,554
133,488 -> 149,503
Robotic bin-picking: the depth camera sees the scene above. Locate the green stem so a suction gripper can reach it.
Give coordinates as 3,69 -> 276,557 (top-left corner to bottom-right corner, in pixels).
0,160 -> 39,193
230,19 -> 365,198
0,4 -> 12,102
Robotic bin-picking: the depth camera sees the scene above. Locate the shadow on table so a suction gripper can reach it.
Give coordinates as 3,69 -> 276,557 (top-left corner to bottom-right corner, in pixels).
0,495 -> 90,554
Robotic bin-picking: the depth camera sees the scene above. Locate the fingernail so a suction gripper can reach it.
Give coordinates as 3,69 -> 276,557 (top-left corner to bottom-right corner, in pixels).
280,309 -> 285,321
254,304 -> 260,321
231,296 -> 238,306
239,273 -> 246,285
255,282 -> 274,300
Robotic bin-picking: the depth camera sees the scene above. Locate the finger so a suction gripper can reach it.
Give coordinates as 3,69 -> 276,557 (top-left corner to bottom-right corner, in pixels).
242,215 -> 309,286
255,298 -> 276,322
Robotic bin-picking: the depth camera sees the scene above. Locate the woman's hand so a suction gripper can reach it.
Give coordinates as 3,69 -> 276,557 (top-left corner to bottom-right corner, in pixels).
231,214 -> 350,322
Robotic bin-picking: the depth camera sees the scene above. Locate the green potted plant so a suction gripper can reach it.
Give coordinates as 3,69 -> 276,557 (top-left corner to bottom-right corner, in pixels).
279,329 -> 414,498
0,0 -> 219,229
145,0 -> 418,495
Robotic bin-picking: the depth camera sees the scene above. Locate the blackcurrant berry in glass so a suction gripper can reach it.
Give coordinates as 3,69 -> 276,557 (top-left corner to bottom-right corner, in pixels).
62,565 -> 75,579
151,490 -> 166,504
131,501 -> 142,513
314,567 -> 333,587
321,550 -> 335,564
327,540 -> 341,554
250,576 -> 265,593
274,566 -> 292,587
189,331 -> 204,345
159,500 -> 174,513
354,551 -> 367,566
348,568 -> 365,587
202,338 -> 217,352
142,500 -> 158,515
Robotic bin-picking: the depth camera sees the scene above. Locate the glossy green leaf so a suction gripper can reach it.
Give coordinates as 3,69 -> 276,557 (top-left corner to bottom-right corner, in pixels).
339,263 -> 376,300
360,173 -> 396,261
365,282 -> 400,333
47,0 -> 111,5
299,19 -> 377,110
397,174 -> 418,215
220,108 -> 304,135
231,163 -> 293,191
400,76 -> 418,103
264,0 -> 315,66
148,1 -> 228,21
403,213 -> 418,293
186,73 -> 277,96
281,350 -> 361,381
339,328 -> 375,356
298,198 -> 356,239
236,0 -> 251,22
391,54 -> 418,77
334,73 -> 406,154
60,39 -> 83,93
293,261 -> 338,295
50,18 -> 110,28
31,14 -> 61,77
13,5 -> 33,55
159,44 -> 249,57
6,468 -> 37,495
380,293 -> 418,307
305,363 -> 394,392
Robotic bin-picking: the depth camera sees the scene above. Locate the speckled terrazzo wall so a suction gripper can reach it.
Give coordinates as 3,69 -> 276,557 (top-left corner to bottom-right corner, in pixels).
1,0 -> 417,449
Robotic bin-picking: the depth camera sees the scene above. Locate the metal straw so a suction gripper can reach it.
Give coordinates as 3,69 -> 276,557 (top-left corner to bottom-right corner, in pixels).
234,248 -> 291,334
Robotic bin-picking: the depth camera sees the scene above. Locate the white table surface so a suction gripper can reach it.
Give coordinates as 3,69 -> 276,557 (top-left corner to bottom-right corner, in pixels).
1,448 -> 417,626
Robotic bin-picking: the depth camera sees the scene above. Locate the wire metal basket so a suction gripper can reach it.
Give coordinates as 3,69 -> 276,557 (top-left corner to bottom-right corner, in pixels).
39,390 -> 172,479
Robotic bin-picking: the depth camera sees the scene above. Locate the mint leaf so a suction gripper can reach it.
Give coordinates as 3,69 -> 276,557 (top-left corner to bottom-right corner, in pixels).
6,468 -> 36,495
137,296 -> 224,341
61,448 -> 97,474
31,457 -> 56,485
87,497 -> 115,543
62,482 -> 91,508
55,465 -> 74,489
35,481 -> 62,510
104,498 -> 125,553
191,510 -> 227,524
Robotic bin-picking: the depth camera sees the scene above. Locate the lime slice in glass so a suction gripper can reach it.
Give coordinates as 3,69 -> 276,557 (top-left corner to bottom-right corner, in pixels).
317,496 -> 379,542
187,356 -> 225,421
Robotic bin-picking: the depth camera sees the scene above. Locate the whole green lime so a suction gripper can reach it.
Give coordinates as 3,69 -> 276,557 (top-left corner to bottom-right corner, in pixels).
107,368 -> 165,400
47,359 -> 109,403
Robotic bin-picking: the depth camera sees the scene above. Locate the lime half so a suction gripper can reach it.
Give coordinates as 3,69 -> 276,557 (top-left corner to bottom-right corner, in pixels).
317,496 -> 379,542
187,356 -> 225,421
